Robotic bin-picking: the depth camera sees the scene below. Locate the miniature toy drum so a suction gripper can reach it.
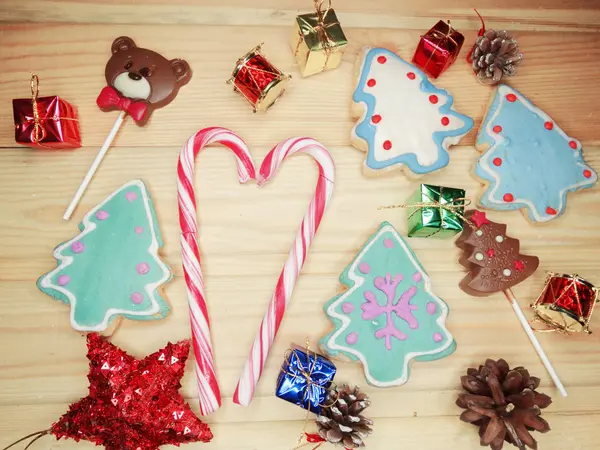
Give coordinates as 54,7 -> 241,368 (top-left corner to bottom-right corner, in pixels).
532,273 -> 599,333
228,44 -> 291,112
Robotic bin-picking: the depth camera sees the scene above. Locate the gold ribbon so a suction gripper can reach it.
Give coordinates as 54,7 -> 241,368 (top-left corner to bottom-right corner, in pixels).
379,190 -> 473,238
295,0 -> 340,70
28,73 -> 78,145
421,21 -> 459,73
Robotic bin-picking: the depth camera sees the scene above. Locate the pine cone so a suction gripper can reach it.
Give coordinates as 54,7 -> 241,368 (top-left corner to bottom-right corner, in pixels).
316,385 -> 373,448
457,359 -> 552,450
471,30 -> 524,84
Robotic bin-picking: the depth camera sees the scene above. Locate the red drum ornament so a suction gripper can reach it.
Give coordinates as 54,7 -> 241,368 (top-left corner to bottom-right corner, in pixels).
228,44 -> 291,112
532,273 -> 599,333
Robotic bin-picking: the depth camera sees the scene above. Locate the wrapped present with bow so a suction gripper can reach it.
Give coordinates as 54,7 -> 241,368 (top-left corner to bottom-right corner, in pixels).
291,0 -> 348,77
404,184 -> 467,238
13,74 -> 81,149
276,344 -> 337,414
412,20 -> 465,79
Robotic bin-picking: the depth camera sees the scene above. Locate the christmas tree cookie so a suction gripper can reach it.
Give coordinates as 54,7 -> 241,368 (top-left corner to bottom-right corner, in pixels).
351,47 -> 474,178
321,222 -> 456,387
475,84 -> 597,223
38,180 -> 172,331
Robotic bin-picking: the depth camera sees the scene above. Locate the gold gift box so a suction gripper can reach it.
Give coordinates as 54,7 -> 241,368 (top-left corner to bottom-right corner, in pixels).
291,8 -> 348,77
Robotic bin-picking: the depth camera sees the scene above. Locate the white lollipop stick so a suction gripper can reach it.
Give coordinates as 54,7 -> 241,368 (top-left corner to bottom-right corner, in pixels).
504,288 -> 568,397
63,111 -> 127,220
233,137 -> 335,407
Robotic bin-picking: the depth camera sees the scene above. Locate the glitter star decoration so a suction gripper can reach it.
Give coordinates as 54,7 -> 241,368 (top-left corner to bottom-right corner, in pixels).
51,333 -> 212,449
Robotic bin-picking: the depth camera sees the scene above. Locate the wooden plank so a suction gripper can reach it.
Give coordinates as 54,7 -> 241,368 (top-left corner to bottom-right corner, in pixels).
1,25 -> 600,150
1,1 -> 600,31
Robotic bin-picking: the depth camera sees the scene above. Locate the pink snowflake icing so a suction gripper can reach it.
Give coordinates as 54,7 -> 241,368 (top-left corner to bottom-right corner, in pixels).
361,273 -> 419,350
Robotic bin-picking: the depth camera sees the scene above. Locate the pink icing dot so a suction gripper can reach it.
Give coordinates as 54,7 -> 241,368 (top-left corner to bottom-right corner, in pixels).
131,292 -> 144,304
426,302 -> 437,314
413,272 -> 422,283
359,262 -> 371,274
383,239 -> 394,249
96,210 -> 109,220
346,332 -> 359,345
136,263 -> 150,275
71,241 -> 85,254
134,226 -> 144,234
58,275 -> 70,286
342,302 -> 355,314
125,191 -> 138,202
433,332 -> 443,342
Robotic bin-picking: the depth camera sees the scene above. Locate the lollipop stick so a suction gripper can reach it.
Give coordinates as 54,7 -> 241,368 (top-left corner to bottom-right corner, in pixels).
504,288 -> 568,397
63,111 -> 127,220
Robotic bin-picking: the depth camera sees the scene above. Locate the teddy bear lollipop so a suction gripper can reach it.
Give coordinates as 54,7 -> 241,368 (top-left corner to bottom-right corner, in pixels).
457,210 -> 567,397
64,36 -> 191,220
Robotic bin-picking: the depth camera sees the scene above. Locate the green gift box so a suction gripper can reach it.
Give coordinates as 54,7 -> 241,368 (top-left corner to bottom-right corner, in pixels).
406,184 -> 466,238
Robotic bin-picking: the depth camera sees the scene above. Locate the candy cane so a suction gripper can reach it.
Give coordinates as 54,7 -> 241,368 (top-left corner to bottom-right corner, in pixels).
178,127 -> 256,415
233,137 -> 335,406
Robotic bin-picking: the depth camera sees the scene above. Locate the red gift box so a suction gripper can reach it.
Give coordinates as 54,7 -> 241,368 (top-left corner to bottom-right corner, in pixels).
13,75 -> 81,149
412,20 -> 464,79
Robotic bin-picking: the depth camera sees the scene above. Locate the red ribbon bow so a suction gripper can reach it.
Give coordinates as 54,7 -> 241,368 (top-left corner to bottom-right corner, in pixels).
96,86 -> 148,122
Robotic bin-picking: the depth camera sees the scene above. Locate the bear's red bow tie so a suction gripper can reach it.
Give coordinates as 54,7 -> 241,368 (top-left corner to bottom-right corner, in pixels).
96,86 -> 148,122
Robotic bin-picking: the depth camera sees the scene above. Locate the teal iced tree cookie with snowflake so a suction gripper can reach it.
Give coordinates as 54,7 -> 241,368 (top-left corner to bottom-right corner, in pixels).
351,47 -> 474,177
475,84 -> 597,223
37,180 -> 172,331
321,222 -> 455,387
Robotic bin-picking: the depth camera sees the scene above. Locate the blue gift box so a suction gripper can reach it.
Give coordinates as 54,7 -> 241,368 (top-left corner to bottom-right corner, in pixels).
275,346 -> 337,414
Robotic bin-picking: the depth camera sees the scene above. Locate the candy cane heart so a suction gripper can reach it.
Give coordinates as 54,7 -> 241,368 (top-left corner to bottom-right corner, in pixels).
178,127 -> 256,415
233,137 -> 335,407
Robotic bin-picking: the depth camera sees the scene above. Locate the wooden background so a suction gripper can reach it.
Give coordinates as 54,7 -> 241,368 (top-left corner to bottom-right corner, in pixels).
1,1 -> 600,449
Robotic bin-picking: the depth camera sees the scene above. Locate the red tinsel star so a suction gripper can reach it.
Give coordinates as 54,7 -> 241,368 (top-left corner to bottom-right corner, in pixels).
514,260 -> 525,272
51,333 -> 212,449
471,210 -> 490,228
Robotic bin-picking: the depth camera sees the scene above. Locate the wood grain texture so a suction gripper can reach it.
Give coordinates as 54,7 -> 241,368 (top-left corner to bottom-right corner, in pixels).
1,1 -> 600,449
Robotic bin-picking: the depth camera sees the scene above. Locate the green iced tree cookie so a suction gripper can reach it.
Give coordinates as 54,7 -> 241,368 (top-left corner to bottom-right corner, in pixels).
321,222 -> 456,387
37,180 -> 172,331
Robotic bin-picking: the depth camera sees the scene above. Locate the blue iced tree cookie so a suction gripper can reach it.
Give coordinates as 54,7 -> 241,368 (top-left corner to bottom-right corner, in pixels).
37,180 -> 172,331
321,222 -> 456,387
475,84 -> 597,223
351,47 -> 474,178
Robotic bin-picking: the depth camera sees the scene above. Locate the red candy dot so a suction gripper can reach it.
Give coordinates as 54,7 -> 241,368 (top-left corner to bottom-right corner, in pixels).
493,125 -> 502,133
429,95 -> 439,104
503,193 -> 514,202
506,93 -> 517,102
569,140 -> 578,149
377,56 -> 387,64
544,121 -> 554,130
367,79 -> 376,87
441,117 -> 450,126
584,169 -> 592,178
383,140 -> 392,150
372,114 -> 382,124
546,207 -> 557,215
407,72 -> 416,80
493,158 -> 503,166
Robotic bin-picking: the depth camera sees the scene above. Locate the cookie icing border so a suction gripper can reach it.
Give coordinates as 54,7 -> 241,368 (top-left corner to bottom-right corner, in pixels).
37,180 -> 171,331
475,84 -> 598,223
352,47 -> 474,175
321,222 -> 455,387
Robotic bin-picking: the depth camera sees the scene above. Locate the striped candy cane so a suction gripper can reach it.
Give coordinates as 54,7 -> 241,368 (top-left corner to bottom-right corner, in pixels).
233,137 -> 335,406
178,127 -> 256,415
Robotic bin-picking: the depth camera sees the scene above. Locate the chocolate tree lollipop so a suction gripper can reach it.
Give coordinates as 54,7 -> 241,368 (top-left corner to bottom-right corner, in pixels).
456,210 -> 567,397
63,37 -> 191,220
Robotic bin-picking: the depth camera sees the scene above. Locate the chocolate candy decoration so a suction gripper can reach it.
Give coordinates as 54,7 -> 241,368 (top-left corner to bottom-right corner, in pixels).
456,210 -> 539,295
101,36 -> 191,124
